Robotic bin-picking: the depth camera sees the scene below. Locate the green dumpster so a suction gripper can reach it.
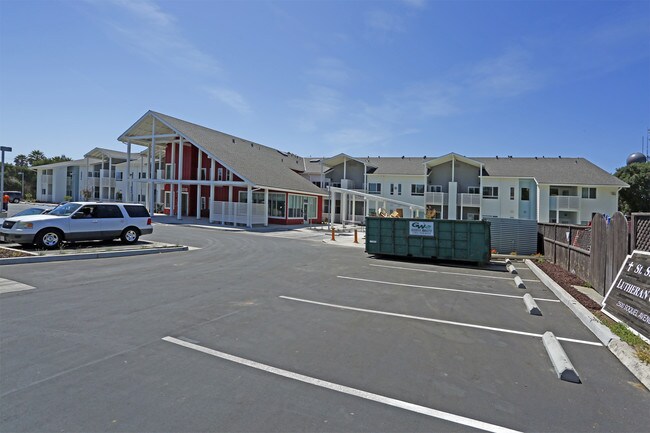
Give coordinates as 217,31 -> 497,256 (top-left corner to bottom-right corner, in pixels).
365,217 -> 491,265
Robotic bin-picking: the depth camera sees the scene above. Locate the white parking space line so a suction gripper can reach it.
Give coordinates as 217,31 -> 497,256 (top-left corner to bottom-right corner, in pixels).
338,276 -> 560,303
163,336 -> 522,433
369,264 -> 538,282
279,296 -> 602,347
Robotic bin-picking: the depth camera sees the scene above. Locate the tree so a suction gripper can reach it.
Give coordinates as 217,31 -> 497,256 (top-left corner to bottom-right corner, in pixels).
47,155 -> 72,164
614,162 -> 650,213
27,150 -> 46,166
14,154 -> 28,167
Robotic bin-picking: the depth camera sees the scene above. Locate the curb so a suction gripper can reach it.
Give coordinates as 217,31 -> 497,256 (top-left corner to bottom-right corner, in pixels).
0,246 -> 188,265
525,259 -> 650,391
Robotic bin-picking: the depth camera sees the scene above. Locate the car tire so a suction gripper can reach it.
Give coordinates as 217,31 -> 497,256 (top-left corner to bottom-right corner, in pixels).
36,229 -> 63,249
12,198 -> 19,203
120,227 -> 140,244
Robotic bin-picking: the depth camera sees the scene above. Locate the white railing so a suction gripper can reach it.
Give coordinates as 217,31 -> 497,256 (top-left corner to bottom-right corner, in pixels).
549,195 -> 580,210
459,193 -> 481,207
100,177 -> 116,187
41,174 -> 52,184
212,201 -> 266,225
100,169 -> 114,178
425,191 -> 448,205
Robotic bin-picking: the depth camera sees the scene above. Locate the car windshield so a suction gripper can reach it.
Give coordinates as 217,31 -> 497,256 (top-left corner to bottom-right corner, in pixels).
48,202 -> 82,216
13,208 -> 47,217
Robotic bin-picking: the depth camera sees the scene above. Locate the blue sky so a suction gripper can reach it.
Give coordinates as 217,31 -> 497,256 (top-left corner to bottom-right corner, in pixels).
1,0 -> 648,173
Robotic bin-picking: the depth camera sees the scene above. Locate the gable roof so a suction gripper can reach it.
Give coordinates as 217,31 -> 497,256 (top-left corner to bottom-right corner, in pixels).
359,157 -> 428,175
120,111 -> 324,196
474,157 -> 628,186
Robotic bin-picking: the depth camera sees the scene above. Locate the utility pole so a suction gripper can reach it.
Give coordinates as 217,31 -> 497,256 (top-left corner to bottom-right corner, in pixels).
0,146 -> 12,211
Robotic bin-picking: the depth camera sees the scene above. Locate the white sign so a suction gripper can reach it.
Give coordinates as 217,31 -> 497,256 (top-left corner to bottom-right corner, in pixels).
409,221 -> 434,237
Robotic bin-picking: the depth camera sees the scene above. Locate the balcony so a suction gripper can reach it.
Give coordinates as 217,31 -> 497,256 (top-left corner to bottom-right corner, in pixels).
549,195 -> 580,211
458,193 -> 481,207
41,174 -> 52,184
425,192 -> 448,205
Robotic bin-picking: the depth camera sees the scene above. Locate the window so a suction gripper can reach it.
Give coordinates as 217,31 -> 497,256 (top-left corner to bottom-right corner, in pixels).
115,172 -> 123,181
268,192 -> 286,218
124,205 -> 150,217
238,191 -> 265,204
510,187 -> 515,200
368,183 -> 381,194
164,191 -> 172,209
97,205 -> 123,218
226,170 -> 232,181
390,184 -> 401,195
581,187 -> 596,199
288,195 -> 317,219
200,168 -> 207,181
428,185 -> 442,192
483,186 -> 499,199
42,189 -> 46,195
468,186 -> 480,194
521,188 -> 530,201
201,197 -> 207,210
411,184 -> 425,196
550,188 -> 559,196
217,168 -> 223,181
165,164 -> 174,180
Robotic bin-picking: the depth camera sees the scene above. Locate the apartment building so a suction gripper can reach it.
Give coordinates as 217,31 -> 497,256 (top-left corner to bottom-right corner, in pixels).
34,111 -> 626,227
303,153 -> 627,225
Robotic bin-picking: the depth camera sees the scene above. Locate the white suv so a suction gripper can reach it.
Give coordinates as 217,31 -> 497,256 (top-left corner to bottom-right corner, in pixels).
0,202 -> 153,249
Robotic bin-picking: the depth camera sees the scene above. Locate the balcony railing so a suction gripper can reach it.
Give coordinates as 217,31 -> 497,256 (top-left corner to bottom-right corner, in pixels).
549,195 -> 581,211
425,192 -> 448,205
458,193 -> 481,207
41,175 -> 52,184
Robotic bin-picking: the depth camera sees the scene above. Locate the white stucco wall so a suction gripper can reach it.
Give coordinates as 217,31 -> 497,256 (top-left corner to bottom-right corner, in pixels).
366,174 -> 427,208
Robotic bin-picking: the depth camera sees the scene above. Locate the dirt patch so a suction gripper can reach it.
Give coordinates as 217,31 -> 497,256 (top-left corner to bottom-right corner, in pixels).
0,247 -> 33,258
535,261 -> 602,312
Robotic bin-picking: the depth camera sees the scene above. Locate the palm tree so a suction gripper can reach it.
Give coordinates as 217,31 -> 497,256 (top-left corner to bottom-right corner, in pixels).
14,154 -> 28,167
27,150 -> 46,166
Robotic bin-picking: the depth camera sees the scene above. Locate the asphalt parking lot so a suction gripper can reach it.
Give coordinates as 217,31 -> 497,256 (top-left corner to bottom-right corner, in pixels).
1,222 -> 648,432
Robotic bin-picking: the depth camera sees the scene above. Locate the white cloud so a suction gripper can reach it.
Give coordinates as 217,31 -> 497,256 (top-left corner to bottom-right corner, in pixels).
366,10 -> 405,33
97,0 -> 220,74
306,57 -> 351,84
206,88 -> 251,115
290,85 -> 344,131
401,0 -> 427,9
467,48 -> 543,98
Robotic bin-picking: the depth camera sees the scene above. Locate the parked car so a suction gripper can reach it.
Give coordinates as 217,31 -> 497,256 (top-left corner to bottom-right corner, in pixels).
0,206 -> 54,225
0,202 -> 153,248
4,191 -> 23,203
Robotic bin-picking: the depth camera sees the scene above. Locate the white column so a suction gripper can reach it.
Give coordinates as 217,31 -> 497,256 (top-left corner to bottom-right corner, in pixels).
177,137 -> 183,220
247,185 -> 253,228
343,157 -> 347,179
209,158 -> 215,223
264,188 -> 269,227
170,141 -> 176,214
228,185 -> 233,225
478,165 -> 484,220
85,158 -> 90,195
140,154 -> 144,204
341,191 -> 347,227
99,156 -> 105,201
108,156 -> 113,200
330,190 -> 335,228
196,150 -> 202,219
126,142 -> 131,203
149,120 -> 156,216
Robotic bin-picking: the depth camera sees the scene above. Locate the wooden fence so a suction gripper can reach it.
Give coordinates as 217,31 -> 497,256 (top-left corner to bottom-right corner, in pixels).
538,212 -> 628,295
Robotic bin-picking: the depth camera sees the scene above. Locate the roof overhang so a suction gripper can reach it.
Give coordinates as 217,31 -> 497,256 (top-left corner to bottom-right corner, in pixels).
323,153 -> 377,168
425,153 -> 482,169
84,147 -> 134,161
